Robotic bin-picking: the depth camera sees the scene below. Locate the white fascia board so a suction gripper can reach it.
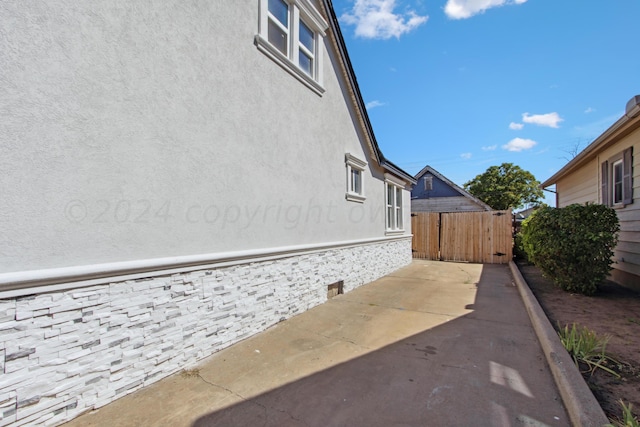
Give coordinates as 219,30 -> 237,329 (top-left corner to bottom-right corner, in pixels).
0,235 -> 412,297
297,0 -> 329,32
384,173 -> 407,188
345,153 -> 367,169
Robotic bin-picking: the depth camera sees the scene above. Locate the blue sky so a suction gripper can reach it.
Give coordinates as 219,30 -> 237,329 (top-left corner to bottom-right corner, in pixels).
332,0 -> 640,207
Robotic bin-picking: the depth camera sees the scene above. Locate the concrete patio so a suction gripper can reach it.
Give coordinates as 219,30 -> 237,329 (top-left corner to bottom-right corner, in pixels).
64,260 -> 571,426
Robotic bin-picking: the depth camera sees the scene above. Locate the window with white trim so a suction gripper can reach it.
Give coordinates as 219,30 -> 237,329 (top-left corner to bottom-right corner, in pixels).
257,0 -> 327,94
385,175 -> 405,233
345,153 -> 366,203
612,159 -> 623,205
601,147 -> 633,207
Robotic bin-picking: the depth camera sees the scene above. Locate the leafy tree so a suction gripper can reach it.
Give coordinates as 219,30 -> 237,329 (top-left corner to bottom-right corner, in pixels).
464,163 -> 543,210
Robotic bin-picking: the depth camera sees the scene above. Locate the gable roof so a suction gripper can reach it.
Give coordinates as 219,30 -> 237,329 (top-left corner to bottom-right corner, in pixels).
321,0 -> 416,185
413,165 -> 492,210
541,95 -> 640,188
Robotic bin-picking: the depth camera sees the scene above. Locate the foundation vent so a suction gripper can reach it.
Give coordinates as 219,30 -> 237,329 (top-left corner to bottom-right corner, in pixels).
327,280 -> 344,299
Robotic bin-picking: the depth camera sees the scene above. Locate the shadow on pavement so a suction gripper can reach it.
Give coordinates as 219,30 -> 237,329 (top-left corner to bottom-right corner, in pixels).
192,264 -> 568,427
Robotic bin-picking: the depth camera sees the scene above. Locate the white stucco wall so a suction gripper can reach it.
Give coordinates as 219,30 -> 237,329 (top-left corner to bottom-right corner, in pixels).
0,3 -> 415,423
0,0 -> 411,275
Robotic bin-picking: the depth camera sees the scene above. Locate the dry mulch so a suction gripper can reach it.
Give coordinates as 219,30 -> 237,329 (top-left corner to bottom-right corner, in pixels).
516,260 -> 640,422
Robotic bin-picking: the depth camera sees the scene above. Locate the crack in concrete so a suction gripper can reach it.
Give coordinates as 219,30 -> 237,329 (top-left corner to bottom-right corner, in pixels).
286,323 -> 372,352
195,374 -> 310,426
335,298 -> 457,318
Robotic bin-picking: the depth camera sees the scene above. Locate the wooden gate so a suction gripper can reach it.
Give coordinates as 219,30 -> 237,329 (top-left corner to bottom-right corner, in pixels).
411,210 -> 513,264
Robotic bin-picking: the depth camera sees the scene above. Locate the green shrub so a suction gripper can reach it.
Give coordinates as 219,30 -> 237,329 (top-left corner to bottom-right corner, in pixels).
521,204 -> 619,295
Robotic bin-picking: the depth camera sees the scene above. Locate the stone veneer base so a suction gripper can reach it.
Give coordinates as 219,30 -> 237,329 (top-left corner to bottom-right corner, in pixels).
0,238 -> 411,426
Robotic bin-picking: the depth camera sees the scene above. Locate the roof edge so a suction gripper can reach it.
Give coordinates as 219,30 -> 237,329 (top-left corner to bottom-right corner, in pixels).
414,165 -> 492,210
321,0 -> 415,185
541,96 -> 640,188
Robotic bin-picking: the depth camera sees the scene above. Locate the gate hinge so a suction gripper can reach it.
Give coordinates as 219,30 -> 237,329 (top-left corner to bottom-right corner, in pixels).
411,213 -> 418,217
494,252 -> 506,256
493,212 -> 506,216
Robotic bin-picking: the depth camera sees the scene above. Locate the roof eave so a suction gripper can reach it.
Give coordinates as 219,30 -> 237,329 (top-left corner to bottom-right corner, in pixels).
541,108 -> 640,188
321,0 -> 415,185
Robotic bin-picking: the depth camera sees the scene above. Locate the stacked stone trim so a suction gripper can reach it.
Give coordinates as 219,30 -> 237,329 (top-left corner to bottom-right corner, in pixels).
0,238 -> 411,426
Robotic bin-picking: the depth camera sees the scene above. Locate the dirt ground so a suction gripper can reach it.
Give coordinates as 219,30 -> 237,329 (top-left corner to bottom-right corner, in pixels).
516,260 -> 640,421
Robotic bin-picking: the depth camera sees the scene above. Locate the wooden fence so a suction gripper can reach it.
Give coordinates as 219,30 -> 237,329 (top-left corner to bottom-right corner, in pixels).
411,210 -> 513,264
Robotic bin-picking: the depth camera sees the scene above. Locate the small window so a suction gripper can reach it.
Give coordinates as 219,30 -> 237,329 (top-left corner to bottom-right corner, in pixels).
351,169 -> 361,194
423,175 -> 433,191
257,0 -> 327,94
385,175 -> 405,234
345,153 -> 366,203
602,147 -> 633,207
612,159 -> 623,205
395,187 -> 403,229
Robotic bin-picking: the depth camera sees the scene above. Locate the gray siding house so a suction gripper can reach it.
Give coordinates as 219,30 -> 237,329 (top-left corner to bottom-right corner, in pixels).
541,95 -> 640,290
411,165 -> 492,213
0,1 -> 415,425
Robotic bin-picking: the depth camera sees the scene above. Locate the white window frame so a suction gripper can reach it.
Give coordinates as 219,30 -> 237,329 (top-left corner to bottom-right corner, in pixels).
257,0 -> 327,95
601,147 -> 633,207
345,153 -> 367,203
384,174 -> 405,234
612,159 -> 624,205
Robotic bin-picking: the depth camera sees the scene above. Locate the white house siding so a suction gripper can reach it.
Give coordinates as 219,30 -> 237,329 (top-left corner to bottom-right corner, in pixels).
0,239 -> 411,426
0,1 -> 414,425
556,129 -> 640,289
411,197 -> 488,213
555,159 -> 599,206
596,130 -> 640,289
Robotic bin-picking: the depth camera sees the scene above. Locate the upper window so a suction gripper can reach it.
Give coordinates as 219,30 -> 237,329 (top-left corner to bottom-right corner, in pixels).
257,0 -> 327,95
385,174 -> 405,234
345,153 -> 367,203
267,0 -> 289,56
601,147 -> 633,207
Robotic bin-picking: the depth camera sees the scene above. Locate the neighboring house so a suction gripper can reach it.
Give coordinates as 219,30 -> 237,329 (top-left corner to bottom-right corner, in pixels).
0,1 -> 415,425
540,95 -> 640,290
513,206 -> 538,233
411,165 -> 492,212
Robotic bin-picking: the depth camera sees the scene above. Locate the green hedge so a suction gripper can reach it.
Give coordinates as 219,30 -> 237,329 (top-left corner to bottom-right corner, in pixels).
521,204 -> 619,295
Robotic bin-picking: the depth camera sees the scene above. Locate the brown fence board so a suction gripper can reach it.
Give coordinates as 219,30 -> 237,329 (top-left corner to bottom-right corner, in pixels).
412,210 -> 512,264
411,212 -> 440,260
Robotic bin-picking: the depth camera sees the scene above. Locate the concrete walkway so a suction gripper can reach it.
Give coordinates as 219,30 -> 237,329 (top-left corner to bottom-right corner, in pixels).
64,260 -> 569,426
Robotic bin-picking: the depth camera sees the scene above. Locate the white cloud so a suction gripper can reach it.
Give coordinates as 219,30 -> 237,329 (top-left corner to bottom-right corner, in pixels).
444,0 -> 527,20
482,145 -> 497,151
522,112 -> 564,128
341,0 -> 428,39
460,152 -> 472,159
584,107 -> 595,114
509,122 -> 524,130
366,100 -> 385,110
502,137 -> 537,152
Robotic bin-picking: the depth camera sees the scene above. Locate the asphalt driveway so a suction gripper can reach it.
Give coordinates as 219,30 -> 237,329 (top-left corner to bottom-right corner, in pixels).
64,260 -> 569,427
